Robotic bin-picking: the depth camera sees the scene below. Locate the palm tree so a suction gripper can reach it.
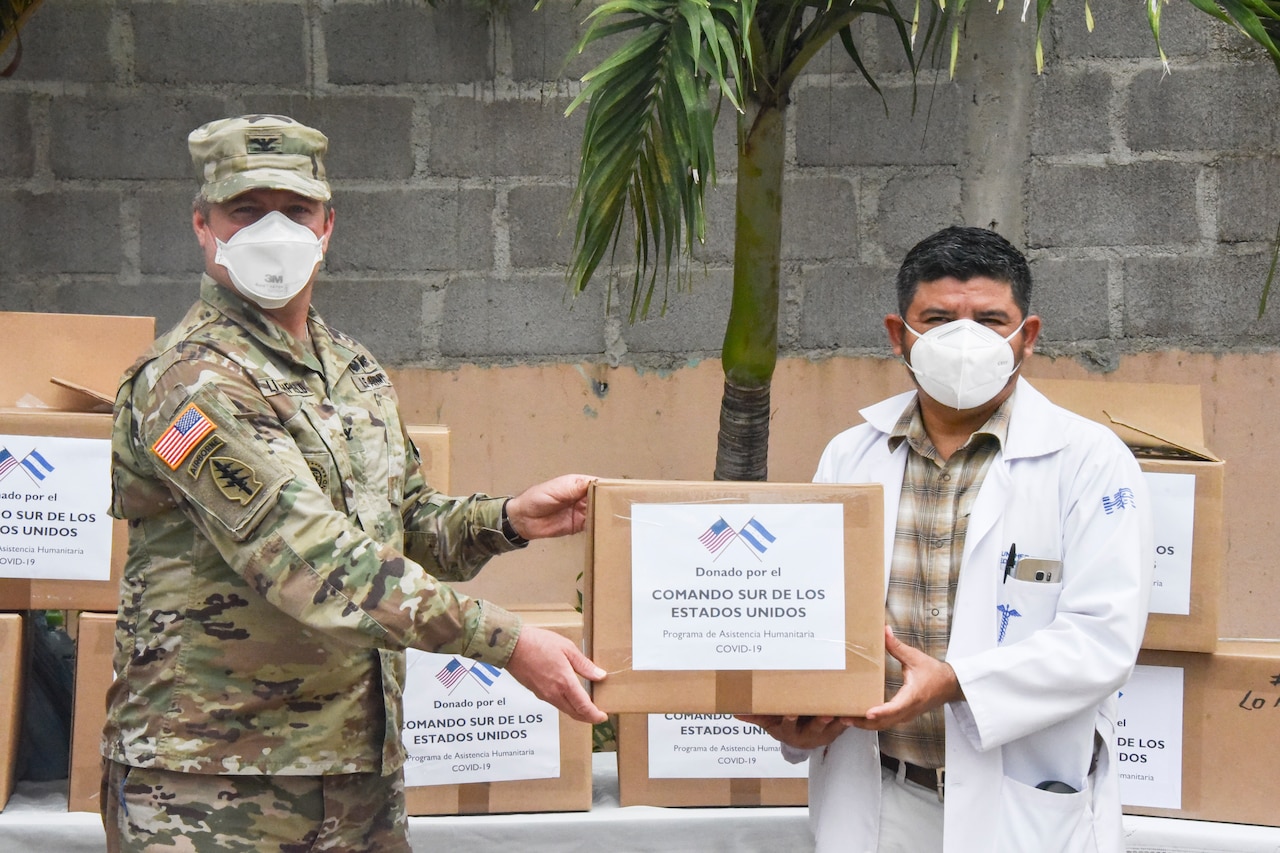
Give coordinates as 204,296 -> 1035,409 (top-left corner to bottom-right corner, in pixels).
564,0 -> 1280,482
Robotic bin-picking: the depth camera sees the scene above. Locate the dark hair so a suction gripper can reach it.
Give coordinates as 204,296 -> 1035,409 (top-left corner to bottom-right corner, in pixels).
895,226 -> 1031,318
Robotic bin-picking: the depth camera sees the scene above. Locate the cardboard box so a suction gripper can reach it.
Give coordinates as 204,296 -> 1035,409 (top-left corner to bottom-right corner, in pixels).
615,713 -> 807,807
585,479 -> 885,716
0,311 -> 155,612
0,312 -> 154,413
0,411 -> 128,612
1120,641 -> 1280,827
405,425 -> 450,493
1034,380 -> 1224,652
68,611 -> 596,817
0,613 -> 24,810
68,611 -> 115,813
403,607 -> 592,815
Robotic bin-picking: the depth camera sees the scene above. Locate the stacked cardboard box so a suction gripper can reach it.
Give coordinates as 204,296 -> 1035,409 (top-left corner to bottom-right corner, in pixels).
1037,381 -> 1280,828
1117,642 -> 1280,828
401,430 -> 596,816
615,713 -> 807,808
0,312 -> 154,811
68,612 -> 113,813
69,609 -> 596,818
0,614 -> 23,809
402,608 -> 593,816
0,312 -> 155,612
1035,380 -> 1223,653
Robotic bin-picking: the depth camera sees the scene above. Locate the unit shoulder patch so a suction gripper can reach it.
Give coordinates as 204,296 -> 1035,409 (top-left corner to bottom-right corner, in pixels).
306,459 -> 329,492
186,434 -> 226,478
208,456 -> 264,505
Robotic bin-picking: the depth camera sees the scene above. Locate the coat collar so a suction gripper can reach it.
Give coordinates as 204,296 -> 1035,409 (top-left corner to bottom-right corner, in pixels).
859,377 -> 1069,462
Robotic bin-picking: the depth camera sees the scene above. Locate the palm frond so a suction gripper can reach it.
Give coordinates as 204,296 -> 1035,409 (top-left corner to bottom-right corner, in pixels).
1258,216 -> 1280,317
566,0 -> 752,319
1185,0 -> 1280,72
0,0 -> 45,76
822,0 -> 949,113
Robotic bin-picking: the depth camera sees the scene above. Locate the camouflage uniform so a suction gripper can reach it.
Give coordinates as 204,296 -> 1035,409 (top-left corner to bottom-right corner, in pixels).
103,276 -> 525,847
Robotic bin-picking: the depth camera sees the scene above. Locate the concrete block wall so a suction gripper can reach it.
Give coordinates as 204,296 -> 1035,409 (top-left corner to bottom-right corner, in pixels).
1,0 -> 1277,370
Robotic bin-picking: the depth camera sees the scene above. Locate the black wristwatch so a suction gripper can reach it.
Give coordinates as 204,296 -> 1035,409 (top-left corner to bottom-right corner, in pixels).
500,499 -> 529,546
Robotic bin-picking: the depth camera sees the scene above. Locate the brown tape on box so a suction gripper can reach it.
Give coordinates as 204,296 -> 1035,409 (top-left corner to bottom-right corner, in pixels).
457,782 -> 491,814
715,671 -> 752,712
729,777 -> 763,807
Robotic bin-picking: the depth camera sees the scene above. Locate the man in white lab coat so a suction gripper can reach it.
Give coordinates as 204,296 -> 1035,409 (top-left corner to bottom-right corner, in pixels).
743,226 -> 1154,852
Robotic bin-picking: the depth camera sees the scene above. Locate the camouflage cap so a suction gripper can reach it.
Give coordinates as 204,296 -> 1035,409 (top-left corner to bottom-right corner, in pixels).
188,114 -> 331,203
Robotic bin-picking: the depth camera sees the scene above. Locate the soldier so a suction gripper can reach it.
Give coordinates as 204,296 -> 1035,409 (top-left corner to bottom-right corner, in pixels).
101,115 -> 606,852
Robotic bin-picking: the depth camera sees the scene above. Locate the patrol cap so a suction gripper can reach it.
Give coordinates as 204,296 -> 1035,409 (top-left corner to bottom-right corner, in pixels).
188,114 -> 331,203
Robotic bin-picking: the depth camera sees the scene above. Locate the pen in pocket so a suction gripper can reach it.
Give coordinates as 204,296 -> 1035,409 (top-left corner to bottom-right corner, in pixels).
1002,543 -> 1016,584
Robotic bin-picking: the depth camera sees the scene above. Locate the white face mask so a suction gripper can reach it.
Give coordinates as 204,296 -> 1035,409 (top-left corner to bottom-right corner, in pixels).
902,317 -> 1026,410
213,211 -> 326,309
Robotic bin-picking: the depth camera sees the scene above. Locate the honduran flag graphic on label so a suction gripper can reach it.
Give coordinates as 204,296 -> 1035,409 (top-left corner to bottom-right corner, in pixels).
469,662 -> 503,689
20,449 -> 55,484
737,517 -> 776,555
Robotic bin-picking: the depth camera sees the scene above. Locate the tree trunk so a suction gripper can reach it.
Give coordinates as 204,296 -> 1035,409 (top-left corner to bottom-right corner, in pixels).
714,379 -> 772,481
714,97 -> 786,481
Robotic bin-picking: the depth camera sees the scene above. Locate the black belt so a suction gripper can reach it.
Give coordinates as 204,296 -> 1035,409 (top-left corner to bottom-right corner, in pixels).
880,753 -> 945,801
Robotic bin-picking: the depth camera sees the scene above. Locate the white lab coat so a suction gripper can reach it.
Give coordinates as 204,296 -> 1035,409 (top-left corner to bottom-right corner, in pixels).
802,379 -> 1154,853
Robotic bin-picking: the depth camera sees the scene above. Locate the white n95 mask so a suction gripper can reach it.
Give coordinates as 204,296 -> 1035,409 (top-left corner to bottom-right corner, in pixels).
214,211 -> 326,309
902,317 -> 1026,410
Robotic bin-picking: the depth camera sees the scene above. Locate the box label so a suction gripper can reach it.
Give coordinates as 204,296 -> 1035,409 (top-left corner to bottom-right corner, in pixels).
630,503 -> 846,671
401,650 -> 561,786
1116,664 -> 1184,809
1144,472 -> 1195,616
647,713 -> 807,779
0,434 -> 112,580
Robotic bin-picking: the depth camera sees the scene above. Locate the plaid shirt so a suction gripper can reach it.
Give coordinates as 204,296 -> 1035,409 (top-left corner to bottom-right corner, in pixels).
878,394 -> 1013,769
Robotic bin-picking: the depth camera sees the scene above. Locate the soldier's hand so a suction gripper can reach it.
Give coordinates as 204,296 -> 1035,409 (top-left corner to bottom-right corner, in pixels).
505,624 -> 607,724
736,714 -> 853,751
504,474 -> 594,540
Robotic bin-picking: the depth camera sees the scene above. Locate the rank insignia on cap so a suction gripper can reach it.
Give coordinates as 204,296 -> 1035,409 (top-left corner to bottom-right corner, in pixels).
153,404 -> 217,470
209,456 -> 263,505
246,131 -> 283,154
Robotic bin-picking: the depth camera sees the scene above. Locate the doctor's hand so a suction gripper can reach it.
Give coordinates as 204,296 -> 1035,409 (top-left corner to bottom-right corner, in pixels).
504,474 -> 595,540
848,626 -> 965,732
736,714 -> 854,751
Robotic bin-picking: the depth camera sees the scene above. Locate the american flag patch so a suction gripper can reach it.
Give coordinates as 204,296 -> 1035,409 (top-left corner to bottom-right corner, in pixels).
152,403 -> 217,470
